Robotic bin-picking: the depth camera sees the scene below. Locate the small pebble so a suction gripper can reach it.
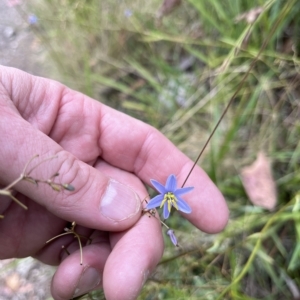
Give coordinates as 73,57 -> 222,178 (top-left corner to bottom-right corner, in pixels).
3,26 -> 15,39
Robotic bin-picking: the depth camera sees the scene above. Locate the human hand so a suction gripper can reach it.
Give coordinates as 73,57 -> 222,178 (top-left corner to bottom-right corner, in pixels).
0,66 -> 229,300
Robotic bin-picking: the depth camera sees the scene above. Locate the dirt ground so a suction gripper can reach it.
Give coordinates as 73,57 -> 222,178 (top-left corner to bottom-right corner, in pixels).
0,1 -> 56,299
0,0 -> 46,74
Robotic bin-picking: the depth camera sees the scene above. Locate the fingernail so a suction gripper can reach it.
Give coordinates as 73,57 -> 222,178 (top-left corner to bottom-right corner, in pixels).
100,179 -> 140,221
73,267 -> 101,297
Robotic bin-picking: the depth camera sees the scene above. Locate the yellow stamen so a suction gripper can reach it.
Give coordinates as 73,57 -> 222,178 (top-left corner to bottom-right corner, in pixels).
161,192 -> 179,213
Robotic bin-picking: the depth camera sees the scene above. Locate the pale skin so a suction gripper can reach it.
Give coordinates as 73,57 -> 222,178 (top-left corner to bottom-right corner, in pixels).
0,66 -> 229,300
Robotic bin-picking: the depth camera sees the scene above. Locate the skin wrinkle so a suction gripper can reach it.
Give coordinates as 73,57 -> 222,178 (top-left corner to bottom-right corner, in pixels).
96,103 -> 105,159
132,128 -> 157,180
99,110 -> 143,170
62,171 -> 92,214
27,82 -> 56,133
48,91 -> 78,143
2,71 -> 61,136
23,78 -> 48,123
1,69 -> 15,101
97,112 -> 117,164
33,80 -> 63,136
22,97 -> 37,124
11,72 -> 34,118
43,86 -> 68,137
7,70 -> 19,100
50,90 -> 102,163
49,154 -> 89,213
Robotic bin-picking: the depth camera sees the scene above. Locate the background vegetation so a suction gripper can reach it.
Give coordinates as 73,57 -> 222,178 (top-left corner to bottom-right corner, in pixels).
20,0 -> 300,298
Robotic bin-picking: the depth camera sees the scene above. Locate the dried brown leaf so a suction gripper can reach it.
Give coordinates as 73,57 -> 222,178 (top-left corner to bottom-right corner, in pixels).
241,152 -> 277,211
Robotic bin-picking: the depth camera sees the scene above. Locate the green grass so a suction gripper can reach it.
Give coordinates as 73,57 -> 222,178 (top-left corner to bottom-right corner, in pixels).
22,0 -> 300,298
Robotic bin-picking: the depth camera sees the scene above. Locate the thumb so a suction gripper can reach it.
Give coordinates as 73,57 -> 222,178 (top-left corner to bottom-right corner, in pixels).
0,112 -> 142,232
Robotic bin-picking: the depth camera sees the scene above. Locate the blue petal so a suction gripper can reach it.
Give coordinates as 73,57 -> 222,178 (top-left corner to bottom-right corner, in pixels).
146,194 -> 164,209
176,196 -> 192,214
175,186 -> 194,196
163,203 -> 170,219
165,174 -> 177,192
167,229 -> 178,247
150,179 -> 167,194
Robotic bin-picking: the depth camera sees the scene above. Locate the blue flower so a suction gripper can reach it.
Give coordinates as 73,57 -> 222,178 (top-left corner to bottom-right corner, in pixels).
146,174 -> 193,219
124,9 -> 132,18
28,14 -> 38,25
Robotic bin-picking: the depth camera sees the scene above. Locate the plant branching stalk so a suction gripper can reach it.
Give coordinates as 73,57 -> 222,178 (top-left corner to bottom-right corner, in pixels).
3,154 -> 40,191
46,222 -> 92,265
1,154 -> 74,216
0,190 -> 28,210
